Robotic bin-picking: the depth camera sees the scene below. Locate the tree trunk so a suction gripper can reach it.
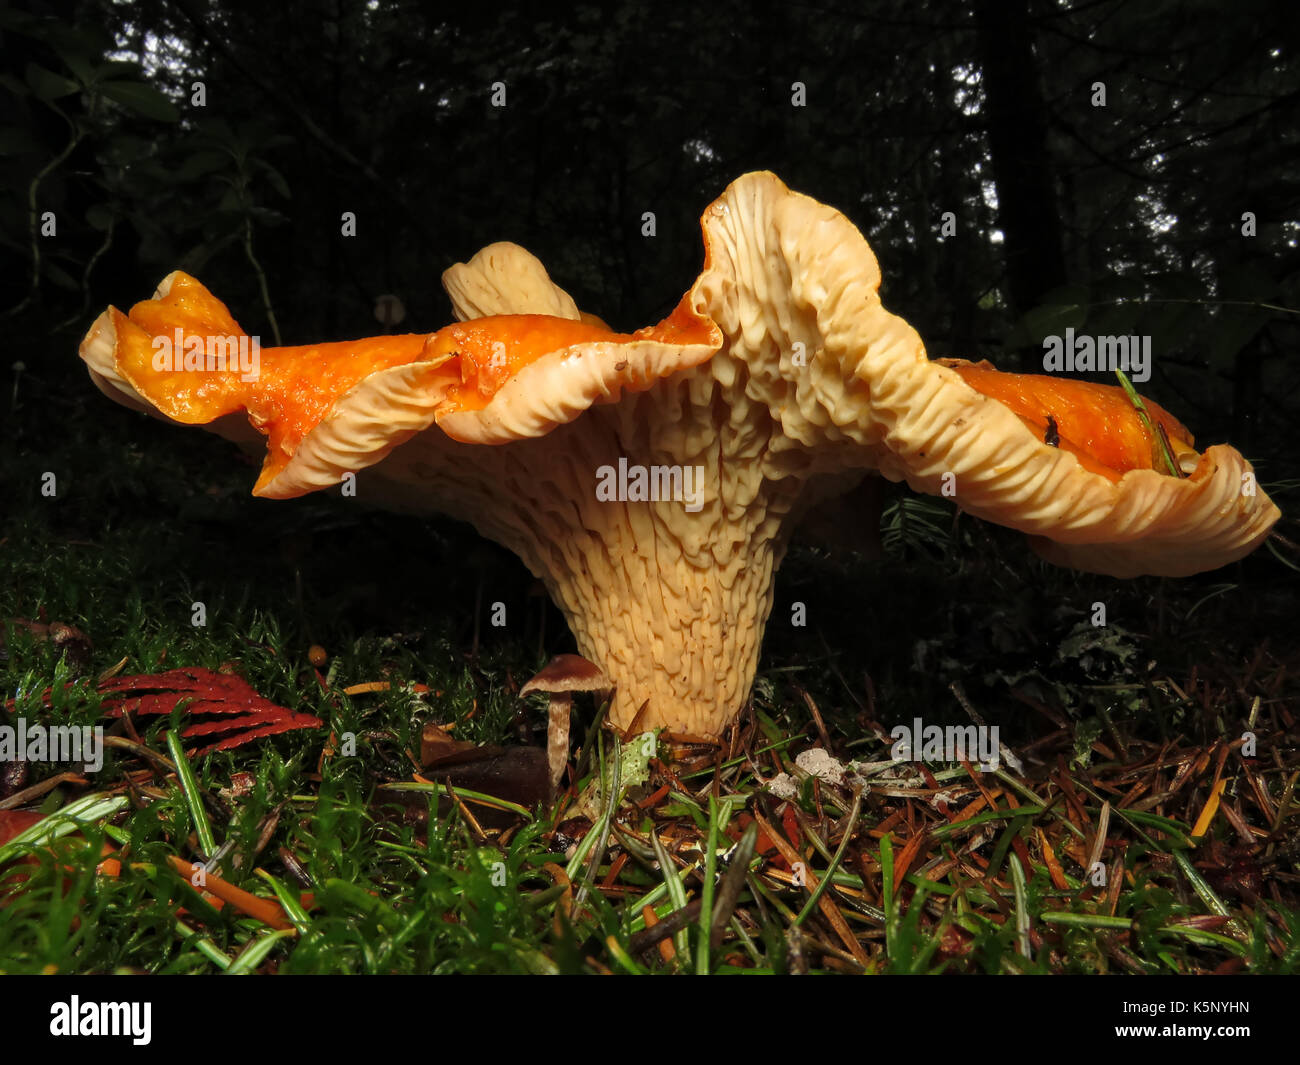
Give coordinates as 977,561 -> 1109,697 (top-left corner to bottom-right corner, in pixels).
974,0 -> 1067,365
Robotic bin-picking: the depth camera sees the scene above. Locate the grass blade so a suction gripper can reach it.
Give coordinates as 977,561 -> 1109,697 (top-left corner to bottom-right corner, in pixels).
174,919 -> 232,970
0,793 -> 128,867
167,730 -> 216,858
794,788 -> 862,928
650,827 -> 692,963
1009,853 -> 1032,959
255,868 -> 311,934
224,928 -> 296,974
711,820 -> 759,947
696,795 -> 720,974
1114,367 -> 1181,477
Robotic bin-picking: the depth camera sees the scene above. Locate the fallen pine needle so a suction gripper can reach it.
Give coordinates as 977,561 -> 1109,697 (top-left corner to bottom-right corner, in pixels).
642,904 -> 675,963
342,681 -> 431,696
1037,827 -> 1070,890
1191,778 -> 1228,840
167,856 -> 295,932
752,811 -> 870,966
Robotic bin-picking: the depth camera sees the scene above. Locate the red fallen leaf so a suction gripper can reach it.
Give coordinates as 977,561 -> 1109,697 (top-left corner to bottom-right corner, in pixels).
4,667 -> 323,755
731,811 -> 780,856
0,809 -> 45,843
728,808 -> 804,874
100,668 -> 323,753
781,804 -> 802,849
420,721 -> 478,768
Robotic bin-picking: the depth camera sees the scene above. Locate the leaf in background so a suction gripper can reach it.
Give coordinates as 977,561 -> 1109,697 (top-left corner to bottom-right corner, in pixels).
1084,275 -> 1150,339
24,61 -> 79,100
1204,304 -> 1273,372
256,160 -> 291,200
50,46 -> 97,88
99,80 -> 179,123
1203,262 -> 1278,372
173,149 -> 230,181
98,59 -> 144,81
1144,297 -> 1198,357
1007,283 -> 1090,347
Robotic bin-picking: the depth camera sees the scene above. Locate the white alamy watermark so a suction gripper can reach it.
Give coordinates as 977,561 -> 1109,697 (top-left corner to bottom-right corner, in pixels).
151,329 -> 260,381
0,718 -> 104,773
890,718 -> 1000,772
50,997 -> 150,1045
595,458 -> 705,512
1042,329 -> 1151,382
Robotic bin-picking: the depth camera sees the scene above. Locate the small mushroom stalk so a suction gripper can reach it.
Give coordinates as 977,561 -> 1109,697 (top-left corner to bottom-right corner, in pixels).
521,655 -> 609,792
546,695 -> 571,793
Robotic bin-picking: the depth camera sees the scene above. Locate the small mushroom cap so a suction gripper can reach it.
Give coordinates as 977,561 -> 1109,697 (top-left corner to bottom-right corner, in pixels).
520,653 -> 611,696
442,242 -> 582,322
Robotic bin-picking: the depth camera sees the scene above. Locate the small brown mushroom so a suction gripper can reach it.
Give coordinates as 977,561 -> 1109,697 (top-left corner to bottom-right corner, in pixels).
520,654 -> 611,792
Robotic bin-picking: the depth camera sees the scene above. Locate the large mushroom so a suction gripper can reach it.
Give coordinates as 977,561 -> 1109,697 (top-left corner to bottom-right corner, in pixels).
79,172 -> 1280,738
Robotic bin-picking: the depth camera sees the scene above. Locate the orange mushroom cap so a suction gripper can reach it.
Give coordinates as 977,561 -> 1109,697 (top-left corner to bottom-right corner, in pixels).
938,359 -> 1199,481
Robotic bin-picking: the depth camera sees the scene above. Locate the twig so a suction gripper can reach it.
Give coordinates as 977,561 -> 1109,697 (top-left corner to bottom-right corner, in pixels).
3,108 -> 82,319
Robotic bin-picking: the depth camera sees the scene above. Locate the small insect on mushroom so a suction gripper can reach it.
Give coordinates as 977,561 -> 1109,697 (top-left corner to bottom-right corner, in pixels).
1044,415 -> 1060,448
519,654 -> 612,793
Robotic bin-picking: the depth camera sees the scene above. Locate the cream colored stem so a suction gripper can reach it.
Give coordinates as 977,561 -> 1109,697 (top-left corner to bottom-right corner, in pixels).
546,694 -> 572,792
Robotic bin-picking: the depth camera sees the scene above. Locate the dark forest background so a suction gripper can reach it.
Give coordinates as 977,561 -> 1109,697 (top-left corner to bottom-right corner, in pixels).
2,0 -> 1298,483
2,1 -> 1299,980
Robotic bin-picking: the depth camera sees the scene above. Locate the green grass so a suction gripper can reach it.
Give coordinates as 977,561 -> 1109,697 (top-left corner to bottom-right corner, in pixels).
1,380 -> 1298,973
